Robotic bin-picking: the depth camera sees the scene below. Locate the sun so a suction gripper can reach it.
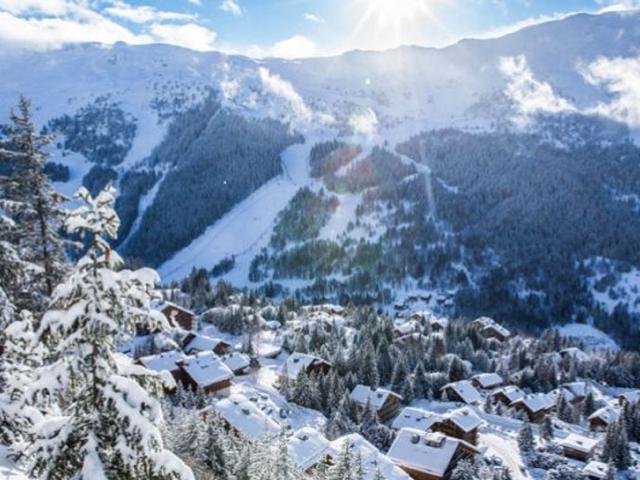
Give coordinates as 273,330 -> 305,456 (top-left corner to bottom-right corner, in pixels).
347,0 -> 449,51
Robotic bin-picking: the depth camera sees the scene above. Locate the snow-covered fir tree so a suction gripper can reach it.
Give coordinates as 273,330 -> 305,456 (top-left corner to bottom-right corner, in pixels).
0,96 -> 67,307
517,422 -> 535,456
28,184 -> 193,480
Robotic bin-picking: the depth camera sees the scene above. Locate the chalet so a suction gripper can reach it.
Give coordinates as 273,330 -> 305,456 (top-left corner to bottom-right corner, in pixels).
559,347 -> 589,362
471,317 -> 511,342
558,433 -> 599,462
280,353 -> 332,381
510,394 -> 555,422
588,406 -> 619,432
392,407 -> 442,432
432,408 -> 482,445
329,433 -> 411,480
244,389 -> 290,426
175,352 -> 234,395
287,427 -> 331,473
440,381 -> 482,405
394,320 -> 421,338
136,350 -> 185,381
583,460 -> 609,480
470,373 -> 503,390
615,390 -> 640,406
221,352 -> 253,375
559,381 -> 590,404
160,302 -> 196,331
351,385 -> 403,422
387,429 -> 479,480
214,393 -> 281,442
428,317 -> 447,332
491,386 -> 525,406
182,332 -> 232,356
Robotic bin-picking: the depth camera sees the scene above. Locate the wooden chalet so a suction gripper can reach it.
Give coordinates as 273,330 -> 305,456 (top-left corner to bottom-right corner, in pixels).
431,408 -> 482,445
221,352 -> 253,376
175,351 -> 234,395
491,386 -> 525,406
214,393 -> 281,442
583,461 -> 609,480
510,394 -> 555,422
558,433 -> 599,462
470,373 -> 503,390
387,429 -> 479,480
615,390 -> 640,406
440,381 -> 482,405
560,382 -> 589,404
182,332 -> 232,355
392,407 -> 442,432
588,406 -> 619,432
160,302 -> 196,331
136,349 -> 185,381
471,317 -> 511,342
351,385 -> 403,422
280,353 -> 332,382
287,427 -> 331,473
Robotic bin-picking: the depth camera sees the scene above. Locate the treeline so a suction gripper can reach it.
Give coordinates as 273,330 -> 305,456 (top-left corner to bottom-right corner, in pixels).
309,140 -> 361,177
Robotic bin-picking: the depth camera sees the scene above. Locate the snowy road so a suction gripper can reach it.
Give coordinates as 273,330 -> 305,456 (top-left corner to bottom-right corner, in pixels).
480,431 -> 528,480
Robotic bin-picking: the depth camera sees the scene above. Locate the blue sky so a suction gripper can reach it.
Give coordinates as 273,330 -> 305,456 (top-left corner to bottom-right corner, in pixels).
0,0 -> 637,56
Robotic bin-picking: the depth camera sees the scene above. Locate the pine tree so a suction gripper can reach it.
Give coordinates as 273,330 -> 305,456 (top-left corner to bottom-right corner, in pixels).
450,458 -> 477,480
28,185 -> 193,480
517,422 -> 535,456
0,96 -> 67,306
582,391 -> 596,418
540,415 -> 553,441
447,355 -> 467,382
327,441 -> 354,480
390,353 -> 409,393
605,461 -> 616,480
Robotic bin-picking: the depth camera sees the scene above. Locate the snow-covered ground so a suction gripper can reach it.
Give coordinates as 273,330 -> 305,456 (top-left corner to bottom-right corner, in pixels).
0,447 -> 29,480
557,323 -> 619,351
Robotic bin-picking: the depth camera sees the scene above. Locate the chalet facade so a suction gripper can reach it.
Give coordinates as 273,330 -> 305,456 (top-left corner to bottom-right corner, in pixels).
431,408 -> 482,445
221,352 -> 253,375
471,317 -> 511,342
491,386 -> 525,406
470,373 -> 503,390
176,352 -> 234,395
559,433 -> 599,462
161,302 -> 196,331
388,429 -> 479,480
560,382 -> 589,404
351,385 -> 403,422
510,394 -> 555,422
588,406 -> 619,432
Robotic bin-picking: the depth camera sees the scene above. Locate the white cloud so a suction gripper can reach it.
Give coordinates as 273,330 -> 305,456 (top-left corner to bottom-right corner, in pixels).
581,55 -> 640,126
148,23 -> 216,51
270,35 -> 317,59
0,0 -> 78,15
104,1 -> 196,24
303,13 -> 324,23
188,0 -> 202,5
0,10 -> 150,50
220,0 -> 242,16
499,55 -> 575,123
595,0 -> 640,13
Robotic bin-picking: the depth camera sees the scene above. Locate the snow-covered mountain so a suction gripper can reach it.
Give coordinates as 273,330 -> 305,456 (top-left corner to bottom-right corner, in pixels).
2,10 -> 640,338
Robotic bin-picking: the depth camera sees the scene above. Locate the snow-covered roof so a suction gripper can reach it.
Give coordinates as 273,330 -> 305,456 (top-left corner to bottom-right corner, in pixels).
560,382 -> 590,401
330,433 -> 411,480
214,393 -> 281,442
441,381 -> 482,404
182,333 -> 229,354
492,385 -> 525,403
394,320 -> 421,336
280,352 -> 330,380
177,352 -> 233,388
511,393 -> 555,413
473,316 -> 511,338
583,460 -> 609,480
288,427 -> 330,471
391,407 -> 442,431
559,347 -> 589,362
388,429 -> 474,478
442,408 -> 482,433
137,350 -> 185,373
588,406 -> 619,424
351,385 -> 402,411
222,352 -> 251,372
160,301 -> 195,316
616,390 -> 640,403
559,433 -> 600,454
471,373 -> 503,389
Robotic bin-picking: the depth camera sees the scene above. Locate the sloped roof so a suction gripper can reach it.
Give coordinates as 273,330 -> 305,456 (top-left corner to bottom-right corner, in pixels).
492,385 -> 525,403
178,352 -> 233,388
441,380 -> 482,404
443,407 -> 482,432
137,350 -> 185,373
391,407 -> 442,431
560,381 -> 590,400
559,433 -> 600,454
222,352 -> 251,372
388,429 -> 474,478
351,385 -> 402,411
288,427 -> 330,471
473,317 -> 511,338
511,393 -> 555,413
616,390 -> 640,403
330,433 -> 411,480
588,406 -> 619,424
280,352 -> 330,380
160,301 -> 195,317
214,393 -> 281,442
471,373 -> 503,389
583,461 -> 608,480
182,333 -> 230,354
